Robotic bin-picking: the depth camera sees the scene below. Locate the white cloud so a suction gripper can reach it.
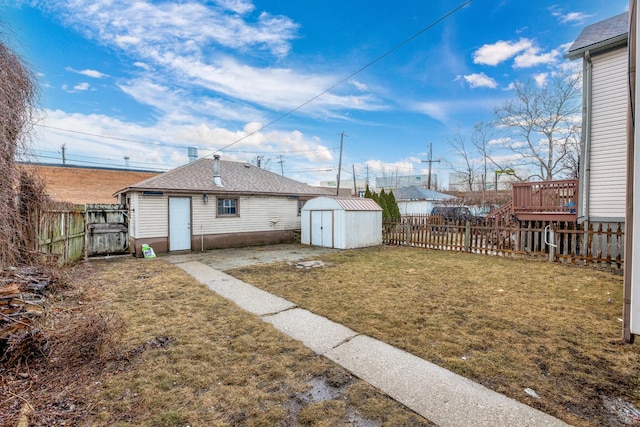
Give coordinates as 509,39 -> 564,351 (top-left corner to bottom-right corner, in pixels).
532,72 -> 548,88
473,38 -> 533,66
73,82 -> 90,91
461,72 -> 498,89
66,67 -> 108,78
43,1 -> 384,118
549,7 -> 593,25
488,137 -> 512,146
412,101 -> 450,123
35,109 -> 334,173
350,79 -> 368,91
53,0 -> 299,58
513,47 -> 560,68
133,62 -> 150,70
215,0 -> 255,14
171,56 -> 384,115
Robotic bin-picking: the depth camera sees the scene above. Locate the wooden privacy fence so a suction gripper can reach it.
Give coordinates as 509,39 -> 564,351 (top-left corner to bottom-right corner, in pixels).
37,205 -> 86,264
383,215 -> 624,273
37,204 -> 129,264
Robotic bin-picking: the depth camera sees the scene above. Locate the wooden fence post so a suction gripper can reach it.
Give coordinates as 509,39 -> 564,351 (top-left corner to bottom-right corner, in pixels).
405,222 -> 411,246
464,220 -> 471,252
548,222 -> 556,263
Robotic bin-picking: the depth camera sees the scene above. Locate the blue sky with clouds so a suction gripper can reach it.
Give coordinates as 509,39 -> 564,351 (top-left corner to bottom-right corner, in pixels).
1,0 -> 630,187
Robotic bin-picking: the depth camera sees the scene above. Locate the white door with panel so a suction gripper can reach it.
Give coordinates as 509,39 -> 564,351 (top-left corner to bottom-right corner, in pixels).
169,197 -> 191,251
310,210 -> 333,248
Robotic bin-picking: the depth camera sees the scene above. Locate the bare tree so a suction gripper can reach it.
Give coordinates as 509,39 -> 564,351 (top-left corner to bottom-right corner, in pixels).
470,121 -> 497,200
493,71 -> 581,181
0,29 -> 43,266
446,126 -> 478,192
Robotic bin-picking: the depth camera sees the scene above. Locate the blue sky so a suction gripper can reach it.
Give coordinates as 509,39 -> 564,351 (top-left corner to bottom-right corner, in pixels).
2,0 -> 630,187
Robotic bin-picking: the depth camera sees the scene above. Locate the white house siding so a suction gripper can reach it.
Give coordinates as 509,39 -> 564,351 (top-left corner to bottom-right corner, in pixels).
136,194 -> 170,238
129,192 -> 138,238
192,195 -> 300,235
398,200 -> 435,215
589,48 -> 628,220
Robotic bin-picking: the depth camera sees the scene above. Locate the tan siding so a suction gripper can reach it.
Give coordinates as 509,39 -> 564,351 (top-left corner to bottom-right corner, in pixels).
137,195 -> 169,238
589,48 -> 627,218
193,196 -> 300,234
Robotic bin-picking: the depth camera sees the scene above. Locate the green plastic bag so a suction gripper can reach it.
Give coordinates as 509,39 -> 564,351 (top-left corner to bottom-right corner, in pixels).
141,244 -> 156,258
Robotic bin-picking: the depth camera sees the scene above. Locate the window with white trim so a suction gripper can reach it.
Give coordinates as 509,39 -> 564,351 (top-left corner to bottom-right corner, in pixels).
217,198 -> 238,216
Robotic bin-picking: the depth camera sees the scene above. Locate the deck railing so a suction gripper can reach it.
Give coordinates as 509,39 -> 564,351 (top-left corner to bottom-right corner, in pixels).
487,179 -> 578,223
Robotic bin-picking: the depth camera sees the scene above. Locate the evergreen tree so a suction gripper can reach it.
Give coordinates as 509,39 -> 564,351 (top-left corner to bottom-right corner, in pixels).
387,190 -> 401,219
364,184 -> 372,199
378,188 -> 390,219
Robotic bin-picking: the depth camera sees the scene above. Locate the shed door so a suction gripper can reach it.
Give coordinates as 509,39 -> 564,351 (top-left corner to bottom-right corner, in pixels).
310,210 -> 333,248
169,197 -> 191,251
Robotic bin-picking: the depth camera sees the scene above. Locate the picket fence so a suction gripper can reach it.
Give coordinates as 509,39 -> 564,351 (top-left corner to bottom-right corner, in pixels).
383,215 -> 624,274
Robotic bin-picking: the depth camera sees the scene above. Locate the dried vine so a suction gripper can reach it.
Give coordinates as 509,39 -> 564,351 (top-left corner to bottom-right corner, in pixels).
0,29 -> 46,267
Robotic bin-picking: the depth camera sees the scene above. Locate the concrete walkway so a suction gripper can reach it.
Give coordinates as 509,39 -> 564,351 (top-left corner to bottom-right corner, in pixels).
176,260 -> 570,427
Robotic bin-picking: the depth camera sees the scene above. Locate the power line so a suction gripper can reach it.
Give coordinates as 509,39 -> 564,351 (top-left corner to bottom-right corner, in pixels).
214,0 -> 472,153
35,123 -> 336,158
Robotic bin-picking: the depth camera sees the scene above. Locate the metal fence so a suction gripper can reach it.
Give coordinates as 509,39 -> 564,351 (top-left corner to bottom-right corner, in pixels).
383,215 -> 624,274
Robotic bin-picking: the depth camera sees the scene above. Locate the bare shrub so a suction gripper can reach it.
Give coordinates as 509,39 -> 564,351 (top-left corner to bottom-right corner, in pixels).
0,28 -> 46,267
48,312 -> 125,368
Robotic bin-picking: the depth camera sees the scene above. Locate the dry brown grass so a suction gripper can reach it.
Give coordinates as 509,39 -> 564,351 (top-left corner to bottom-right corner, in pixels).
12,257 -> 428,426
229,245 -> 640,427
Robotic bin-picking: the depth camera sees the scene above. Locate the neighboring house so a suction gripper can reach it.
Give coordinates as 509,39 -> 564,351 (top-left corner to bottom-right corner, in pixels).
19,163 -> 161,205
567,11 -> 628,224
394,185 -> 457,215
115,155 -> 331,256
376,174 -> 435,190
314,186 -> 355,198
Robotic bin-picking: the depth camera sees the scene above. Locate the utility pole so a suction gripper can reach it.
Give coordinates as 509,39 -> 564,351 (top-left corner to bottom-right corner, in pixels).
277,154 -> 284,176
256,155 -> 263,168
336,132 -> 346,196
352,164 -> 357,196
60,144 -> 66,165
421,143 -> 440,190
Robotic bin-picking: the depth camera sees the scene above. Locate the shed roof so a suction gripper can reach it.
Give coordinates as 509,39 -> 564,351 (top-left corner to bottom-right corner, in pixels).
394,185 -> 457,201
302,196 -> 382,211
567,12 -> 628,59
116,157 -> 330,197
333,197 -> 382,211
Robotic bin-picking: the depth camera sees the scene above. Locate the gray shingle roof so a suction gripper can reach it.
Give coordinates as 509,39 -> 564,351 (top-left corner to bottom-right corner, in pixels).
116,157 -> 331,197
394,186 -> 457,201
567,12 -> 628,59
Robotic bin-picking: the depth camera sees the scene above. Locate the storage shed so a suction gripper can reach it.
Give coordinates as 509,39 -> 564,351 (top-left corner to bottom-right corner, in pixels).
301,197 -> 382,249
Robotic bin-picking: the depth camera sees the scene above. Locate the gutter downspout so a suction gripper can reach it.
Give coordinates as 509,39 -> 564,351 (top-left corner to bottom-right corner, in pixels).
579,50 -> 593,223
623,0 -> 636,343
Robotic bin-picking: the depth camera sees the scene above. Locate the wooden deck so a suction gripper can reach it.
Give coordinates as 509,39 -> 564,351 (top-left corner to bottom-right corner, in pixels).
488,179 -> 578,223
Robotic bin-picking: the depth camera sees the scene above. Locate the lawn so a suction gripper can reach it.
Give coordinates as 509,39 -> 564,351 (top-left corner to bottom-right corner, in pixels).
228,245 -> 640,427
1,256 -> 431,426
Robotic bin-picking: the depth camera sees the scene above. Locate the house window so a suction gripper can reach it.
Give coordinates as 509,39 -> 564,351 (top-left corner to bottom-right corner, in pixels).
298,200 -> 306,216
217,198 -> 238,216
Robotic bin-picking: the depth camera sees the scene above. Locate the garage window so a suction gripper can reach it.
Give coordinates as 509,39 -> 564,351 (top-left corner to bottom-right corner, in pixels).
217,198 -> 238,216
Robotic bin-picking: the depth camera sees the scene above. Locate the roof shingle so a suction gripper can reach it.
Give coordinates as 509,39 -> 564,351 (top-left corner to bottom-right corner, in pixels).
394,185 -> 456,201
117,158 -> 331,197
567,12 -> 628,59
